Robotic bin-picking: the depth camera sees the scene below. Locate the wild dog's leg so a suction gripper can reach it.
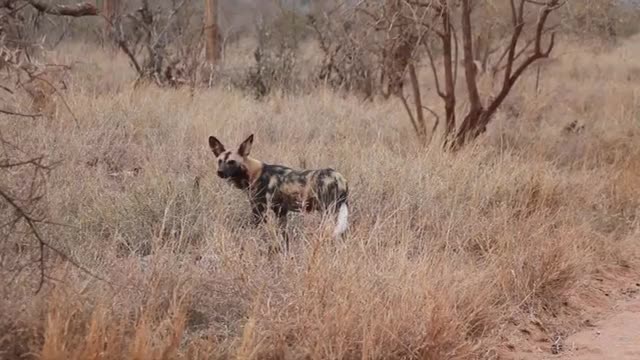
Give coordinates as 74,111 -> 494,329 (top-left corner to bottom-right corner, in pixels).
250,193 -> 268,226
274,207 -> 289,252
250,203 -> 267,226
263,188 -> 287,254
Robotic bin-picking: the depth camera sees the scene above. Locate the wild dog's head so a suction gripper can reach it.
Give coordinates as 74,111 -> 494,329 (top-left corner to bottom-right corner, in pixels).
208,134 -> 260,189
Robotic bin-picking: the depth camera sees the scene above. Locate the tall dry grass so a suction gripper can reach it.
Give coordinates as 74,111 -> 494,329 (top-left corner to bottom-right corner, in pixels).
1,35 -> 639,359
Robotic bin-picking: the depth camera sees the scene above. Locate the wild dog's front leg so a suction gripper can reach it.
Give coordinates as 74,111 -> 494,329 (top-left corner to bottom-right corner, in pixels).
249,187 -> 273,227
261,207 -> 289,255
250,203 -> 267,226
274,207 -> 289,252
249,195 -> 268,226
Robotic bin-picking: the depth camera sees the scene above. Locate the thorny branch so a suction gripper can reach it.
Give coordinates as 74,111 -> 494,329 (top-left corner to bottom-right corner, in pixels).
0,143 -> 114,294
0,0 -> 112,293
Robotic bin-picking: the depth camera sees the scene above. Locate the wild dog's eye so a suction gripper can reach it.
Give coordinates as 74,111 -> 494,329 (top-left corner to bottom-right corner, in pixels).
227,160 -> 236,166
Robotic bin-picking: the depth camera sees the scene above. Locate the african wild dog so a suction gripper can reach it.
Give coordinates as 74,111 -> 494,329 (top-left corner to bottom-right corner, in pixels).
208,134 -> 349,249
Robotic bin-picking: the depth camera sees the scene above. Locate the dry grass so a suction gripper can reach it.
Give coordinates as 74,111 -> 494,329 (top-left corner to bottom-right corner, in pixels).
1,34 -> 639,360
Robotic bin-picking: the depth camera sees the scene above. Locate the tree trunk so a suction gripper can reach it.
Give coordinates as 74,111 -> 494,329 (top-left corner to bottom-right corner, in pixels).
204,0 -> 221,64
460,0 -> 482,113
407,63 -> 426,140
448,0 -> 486,151
441,6 -> 456,143
452,108 -> 486,150
103,0 -> 118,33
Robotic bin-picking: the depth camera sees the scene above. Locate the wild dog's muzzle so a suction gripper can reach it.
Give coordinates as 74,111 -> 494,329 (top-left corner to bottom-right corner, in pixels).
217,167 -> 244,179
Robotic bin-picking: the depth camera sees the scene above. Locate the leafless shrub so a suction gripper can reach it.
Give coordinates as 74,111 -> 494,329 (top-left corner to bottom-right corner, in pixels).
109,0 -> 205,89
307,6 -> 378,100
560,0 -> 640,40
356,0 -> 442,144
232,9 -> 310,99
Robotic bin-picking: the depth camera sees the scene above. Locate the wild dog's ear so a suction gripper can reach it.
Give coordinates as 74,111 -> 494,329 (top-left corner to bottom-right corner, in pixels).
238,134 -> 254,157
208,136 -> 225,156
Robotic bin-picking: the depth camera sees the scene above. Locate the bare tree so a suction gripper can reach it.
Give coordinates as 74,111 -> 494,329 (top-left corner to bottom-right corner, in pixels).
358,0 -> 446,145
360,0 -> 563,150
307,3 -> 378,100
451,0 -> 561,149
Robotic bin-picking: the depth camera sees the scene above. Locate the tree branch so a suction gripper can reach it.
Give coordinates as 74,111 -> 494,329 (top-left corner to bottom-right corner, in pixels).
407,62 -> 426,139
0,185 -> 113,294
423,39 -> 445,98
486,0 -> 561,123
399,93 -> 421,137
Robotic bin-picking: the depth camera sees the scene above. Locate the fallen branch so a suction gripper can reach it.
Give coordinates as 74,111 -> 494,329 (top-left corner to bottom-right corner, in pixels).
0,108 -> 42,118
26,0 -> 99,17
0,156 -> 46,169
0,84 -> 15,94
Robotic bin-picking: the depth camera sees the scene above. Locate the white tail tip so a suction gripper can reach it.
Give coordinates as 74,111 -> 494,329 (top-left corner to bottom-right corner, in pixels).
333,203 -> 349,238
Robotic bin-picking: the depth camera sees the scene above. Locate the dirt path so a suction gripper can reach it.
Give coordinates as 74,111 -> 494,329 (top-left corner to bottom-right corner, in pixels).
531,295 -> 640,360
555,295 -> 640,360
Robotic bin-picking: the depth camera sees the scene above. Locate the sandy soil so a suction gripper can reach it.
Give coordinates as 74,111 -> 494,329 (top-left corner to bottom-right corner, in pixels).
503,270 -> 640,360
513,284 -> 640,360
553,295 -> 640,360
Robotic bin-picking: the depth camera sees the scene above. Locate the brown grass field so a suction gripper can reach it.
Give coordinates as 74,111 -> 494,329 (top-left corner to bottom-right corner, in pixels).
1,33 -> 640,359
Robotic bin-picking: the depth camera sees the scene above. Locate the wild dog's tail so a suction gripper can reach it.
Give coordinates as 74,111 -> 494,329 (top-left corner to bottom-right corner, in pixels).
322,170 -> 348,239
333,202 -> 349,238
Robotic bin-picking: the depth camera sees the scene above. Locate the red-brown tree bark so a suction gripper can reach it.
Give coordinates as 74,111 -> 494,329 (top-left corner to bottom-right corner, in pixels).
204,0 -> 221,64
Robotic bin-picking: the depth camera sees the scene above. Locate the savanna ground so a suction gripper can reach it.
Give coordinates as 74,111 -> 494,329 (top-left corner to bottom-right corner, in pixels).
2,31 -> 640,360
